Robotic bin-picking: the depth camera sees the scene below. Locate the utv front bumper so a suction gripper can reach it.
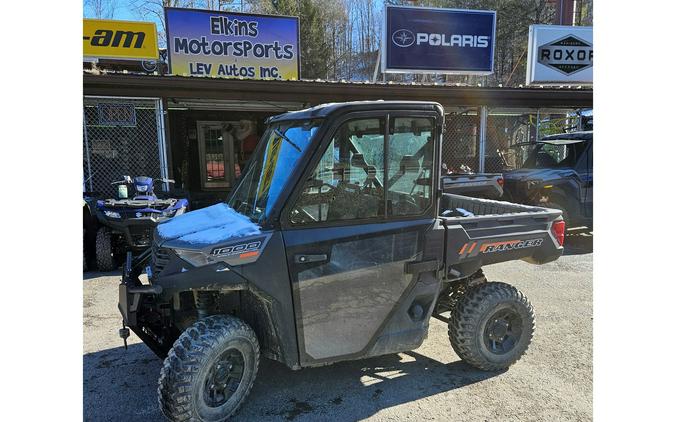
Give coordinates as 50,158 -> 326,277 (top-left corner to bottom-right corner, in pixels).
118,252 -> 168,357
118,279 -> 162,326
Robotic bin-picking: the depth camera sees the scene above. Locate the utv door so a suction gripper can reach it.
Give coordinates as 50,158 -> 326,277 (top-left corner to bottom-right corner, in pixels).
281,111 -> 441,366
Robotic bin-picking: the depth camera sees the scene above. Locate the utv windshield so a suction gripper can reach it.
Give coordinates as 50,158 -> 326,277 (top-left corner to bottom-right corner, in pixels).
228,119 -> 323,224
521,140 -> 588,169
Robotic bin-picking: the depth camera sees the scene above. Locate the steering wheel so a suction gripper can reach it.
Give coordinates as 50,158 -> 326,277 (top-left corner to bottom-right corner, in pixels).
317,182 -> 337,194
398,196 -> 419,214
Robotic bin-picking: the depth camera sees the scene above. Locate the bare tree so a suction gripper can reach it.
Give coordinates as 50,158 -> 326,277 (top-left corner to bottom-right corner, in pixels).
84,0 -> 116,19
132,0 -> 197,44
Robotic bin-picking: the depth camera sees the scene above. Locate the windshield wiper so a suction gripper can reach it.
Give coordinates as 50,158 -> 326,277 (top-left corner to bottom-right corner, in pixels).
274,128 -> 301,152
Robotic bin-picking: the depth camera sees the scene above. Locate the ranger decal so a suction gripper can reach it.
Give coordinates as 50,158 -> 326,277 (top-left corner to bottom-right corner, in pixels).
458,238 -> 544,259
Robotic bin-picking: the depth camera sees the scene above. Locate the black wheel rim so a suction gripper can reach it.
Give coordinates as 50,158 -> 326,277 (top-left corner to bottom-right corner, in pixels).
483,307 -> 523,355
203,349 -> 245,408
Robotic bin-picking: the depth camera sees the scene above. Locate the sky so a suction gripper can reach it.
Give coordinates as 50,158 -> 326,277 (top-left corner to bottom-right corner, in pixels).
83,1 -> 252,25
83,1 -> 159,24
83,0 -> 386,24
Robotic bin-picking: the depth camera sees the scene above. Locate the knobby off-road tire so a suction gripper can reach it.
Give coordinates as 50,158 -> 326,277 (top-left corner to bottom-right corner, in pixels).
158,315 -> 260,422
95,227 -> 115,271
449,282 -> 535,371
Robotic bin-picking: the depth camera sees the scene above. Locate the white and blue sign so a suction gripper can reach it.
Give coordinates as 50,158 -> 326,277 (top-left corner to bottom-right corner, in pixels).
383,6 -> 496,75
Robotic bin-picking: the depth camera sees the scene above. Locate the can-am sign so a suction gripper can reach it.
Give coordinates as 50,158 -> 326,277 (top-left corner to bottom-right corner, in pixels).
83,19 -> 159,60
526,25 -> 593,85
165,7 -> 300,80
383,6 -> 496,74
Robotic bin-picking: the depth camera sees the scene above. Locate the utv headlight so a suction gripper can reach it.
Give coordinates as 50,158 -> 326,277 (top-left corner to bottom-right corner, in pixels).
136,184 -> 148,192
104,210 -> 121,219
174,249 -> 212,267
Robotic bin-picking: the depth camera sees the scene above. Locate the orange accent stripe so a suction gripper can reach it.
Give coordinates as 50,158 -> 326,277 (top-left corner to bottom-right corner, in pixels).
239,251 -> 259,259
459,244 -> 467,255
467,242 -> 477,253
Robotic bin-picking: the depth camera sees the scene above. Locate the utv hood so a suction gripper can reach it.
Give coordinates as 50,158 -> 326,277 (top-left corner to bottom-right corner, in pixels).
155,203 -> 261,248
504,167 -> 576,182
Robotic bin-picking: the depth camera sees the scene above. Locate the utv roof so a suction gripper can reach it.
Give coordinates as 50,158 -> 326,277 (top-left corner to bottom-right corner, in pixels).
266,100 -> 443,123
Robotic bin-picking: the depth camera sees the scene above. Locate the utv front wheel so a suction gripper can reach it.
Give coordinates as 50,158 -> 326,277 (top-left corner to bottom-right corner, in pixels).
449,282 -> 535,371
95,227 -> 115,271
158,315 -> 260,422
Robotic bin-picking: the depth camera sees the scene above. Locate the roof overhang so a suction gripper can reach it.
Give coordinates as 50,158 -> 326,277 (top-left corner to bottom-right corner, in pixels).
83,72 -> 593,109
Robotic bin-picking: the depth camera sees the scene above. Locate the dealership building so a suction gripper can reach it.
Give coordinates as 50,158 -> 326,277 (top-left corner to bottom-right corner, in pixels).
83,8 -> 592,209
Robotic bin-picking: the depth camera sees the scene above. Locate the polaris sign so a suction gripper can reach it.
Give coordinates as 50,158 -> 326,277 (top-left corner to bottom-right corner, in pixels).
526,25 -> 593,86
383,5 -> 496,74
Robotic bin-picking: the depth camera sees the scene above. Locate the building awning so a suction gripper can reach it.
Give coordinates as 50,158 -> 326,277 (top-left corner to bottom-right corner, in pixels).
166,98 -> 305,112
83,72 -> 593,109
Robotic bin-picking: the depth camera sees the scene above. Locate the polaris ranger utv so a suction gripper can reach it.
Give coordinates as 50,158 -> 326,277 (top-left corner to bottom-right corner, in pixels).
119,101 -> 565,421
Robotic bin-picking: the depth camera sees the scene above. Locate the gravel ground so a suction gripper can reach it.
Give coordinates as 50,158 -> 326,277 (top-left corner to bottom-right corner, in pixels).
83,231 -> 592,422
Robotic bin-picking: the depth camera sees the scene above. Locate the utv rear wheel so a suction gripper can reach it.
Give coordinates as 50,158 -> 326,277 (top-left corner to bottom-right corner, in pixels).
449,282 -> 535,371
95,227 -> 115,271
158,315 -> 260,422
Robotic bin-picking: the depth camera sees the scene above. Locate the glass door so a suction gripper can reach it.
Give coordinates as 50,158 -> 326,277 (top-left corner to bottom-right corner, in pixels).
197,121 -> 236,189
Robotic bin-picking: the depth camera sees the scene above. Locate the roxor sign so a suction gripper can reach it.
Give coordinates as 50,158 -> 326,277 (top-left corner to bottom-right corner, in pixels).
383,5 -> 496,74
526,25 -> 593,85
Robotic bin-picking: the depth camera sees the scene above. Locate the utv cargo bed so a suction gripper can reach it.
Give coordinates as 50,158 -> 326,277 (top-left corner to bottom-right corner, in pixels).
440,193 -> 564,276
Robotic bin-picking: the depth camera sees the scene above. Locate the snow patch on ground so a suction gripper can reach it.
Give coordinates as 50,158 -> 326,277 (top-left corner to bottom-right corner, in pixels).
157,203 -> 261,244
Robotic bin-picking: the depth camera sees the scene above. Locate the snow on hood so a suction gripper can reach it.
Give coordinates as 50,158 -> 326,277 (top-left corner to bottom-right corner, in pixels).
156,203 -> 261,245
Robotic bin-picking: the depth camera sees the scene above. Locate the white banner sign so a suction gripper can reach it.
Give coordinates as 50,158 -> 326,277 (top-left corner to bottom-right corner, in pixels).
526,25 -> 593,86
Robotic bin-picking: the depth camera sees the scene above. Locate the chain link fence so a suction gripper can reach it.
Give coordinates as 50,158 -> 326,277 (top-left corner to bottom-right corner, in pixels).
441,108 -> 480,173
440,107 -> 586,174
485,108 -> 582,173
83,97 -> 167,197
82,99 -> 587,197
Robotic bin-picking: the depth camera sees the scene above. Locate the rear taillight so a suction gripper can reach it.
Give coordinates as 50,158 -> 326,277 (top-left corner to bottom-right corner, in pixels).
552,220 -> 566,246
497,177 -> 504,187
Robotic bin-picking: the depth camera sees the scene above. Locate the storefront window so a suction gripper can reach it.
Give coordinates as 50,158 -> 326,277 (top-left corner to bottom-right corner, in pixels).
198,121 -> 235,189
